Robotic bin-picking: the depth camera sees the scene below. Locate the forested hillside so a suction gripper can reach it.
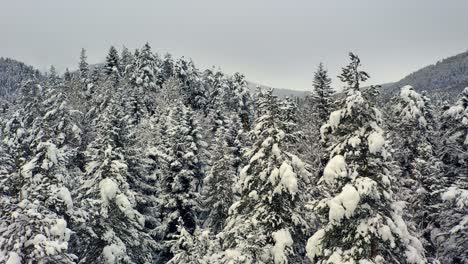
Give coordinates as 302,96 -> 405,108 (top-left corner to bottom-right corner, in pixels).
0,45 -> 466,264
380,50 -> 468,101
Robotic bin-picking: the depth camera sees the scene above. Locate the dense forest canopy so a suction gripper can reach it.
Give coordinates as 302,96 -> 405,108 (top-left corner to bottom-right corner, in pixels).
0,46 -> 467,264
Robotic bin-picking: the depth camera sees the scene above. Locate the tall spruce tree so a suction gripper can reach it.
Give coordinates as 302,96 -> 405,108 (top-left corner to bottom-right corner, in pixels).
0,82 -> 80,264
79,48 -> 89,81
155,102 -> 205,262
75,80 -> 156,263
130,43 -> 158,91
388,86 -> 443,260
306,53 -> 426,264
311,63 -> 334,123
104,46 -> 121,77
434,87 -> 468,263
221,89 -> 311,263
201,113 -> 242,233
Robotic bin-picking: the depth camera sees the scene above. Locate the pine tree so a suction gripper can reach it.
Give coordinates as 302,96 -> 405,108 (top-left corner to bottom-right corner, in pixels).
174,57 -> 208,110
222,89 -> 311,263
434,87 -> 468,263
279,96 -> 302,152
0,82 -> 80,263
120,46 -> 134,76
49,65 -> 59,86
130,43 -> 158,91
388,86 -> 443,259
161,53 -> 174,81
306,53 -> 426,264
74,80 -> 156,263
201,113 -> 241,233
229,73 -> 253,130
104,46 -> 121,77
64,68 -> 72,82
155,102 -> 206,262
311,63 -> 334,123
79,48 -> 89,81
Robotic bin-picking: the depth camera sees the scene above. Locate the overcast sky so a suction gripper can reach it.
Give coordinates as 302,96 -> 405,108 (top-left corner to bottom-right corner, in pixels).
1,0 -> 468,90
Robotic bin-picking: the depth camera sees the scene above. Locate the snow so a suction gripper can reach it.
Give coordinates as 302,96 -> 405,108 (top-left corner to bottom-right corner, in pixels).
306,229 -> 325,260
50,219 -> 70,241
368,131 -> 385,154
21,157 -> 38,178
322,155 -> 347,186
328,184 -> 360,224
99,178 -> 119,216
271,229 -> 293,264
46,143 -> 59,165
102,243 -> 126,264
442,187 -> 468,208
329,110 -> 342,130
248,190 -> 259,200
348,135 -> 361,148
56,187 -> 73,211
5,252 -> 21,264
354,177 -> 377,197
271,143 -> 281,159
279,162 -> 298,197
269,167 -> 280,185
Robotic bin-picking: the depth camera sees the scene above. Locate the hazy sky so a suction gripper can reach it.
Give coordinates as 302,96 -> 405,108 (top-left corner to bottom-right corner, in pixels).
1,0 -> 468,90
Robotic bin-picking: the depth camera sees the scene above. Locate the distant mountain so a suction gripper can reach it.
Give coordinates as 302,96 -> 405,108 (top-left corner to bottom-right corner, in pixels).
380,50 -> 468,101
246,81 -> 309,98
0,57 -> 40,99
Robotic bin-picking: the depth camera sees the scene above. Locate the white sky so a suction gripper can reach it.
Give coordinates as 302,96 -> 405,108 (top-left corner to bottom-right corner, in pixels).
1,0 -> 467,91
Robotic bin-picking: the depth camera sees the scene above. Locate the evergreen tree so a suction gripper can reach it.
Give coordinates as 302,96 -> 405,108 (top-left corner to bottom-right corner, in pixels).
79,48 -> 89,81
388,86 -> 443,259
306,53 -> 426,264
49,65 -> 59,86
230,73 -> 253,130
155,102 -> 205,262
201,113 -> 241,233
434,87 -> 468,263
161,53 -> 174,80
64,68 -> 72,82
221,89 -> 311,263
174,57 -> 208,110
104,46 -> 121,77
311,63 -> 334,123
130,43 -> 158,91
0,82 -> 80,263
120,46 -> 134,76
75,80 -> 155,263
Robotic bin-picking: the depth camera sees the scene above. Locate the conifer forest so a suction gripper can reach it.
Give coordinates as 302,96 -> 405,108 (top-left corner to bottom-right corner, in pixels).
0,2 -> 467,264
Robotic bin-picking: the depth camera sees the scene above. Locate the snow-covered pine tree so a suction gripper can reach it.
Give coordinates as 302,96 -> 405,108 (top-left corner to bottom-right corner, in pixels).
0,82 -> 80,264
120,46 -> 134,77
161,53 -> 174,81
221,88 -> 310,263
434,87 -> 468,263
201,112 -> 241,233
75,80 -> 155,263
155,102 -> 206,262
104,46 -> 121,77
79,48 -> 89,81
306,53 -> 426,264
229,73 -> 253,131
388,86 -> 443,259
279,96 -> 302,152
0,114 -> 28,201
311,63 -> 334,123
130,43 -> 158,91
174,57 -> 208,110
48,65 -> 60,86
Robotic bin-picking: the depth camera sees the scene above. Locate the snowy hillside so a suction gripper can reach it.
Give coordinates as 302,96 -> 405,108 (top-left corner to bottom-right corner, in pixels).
380,50 -> 468,101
